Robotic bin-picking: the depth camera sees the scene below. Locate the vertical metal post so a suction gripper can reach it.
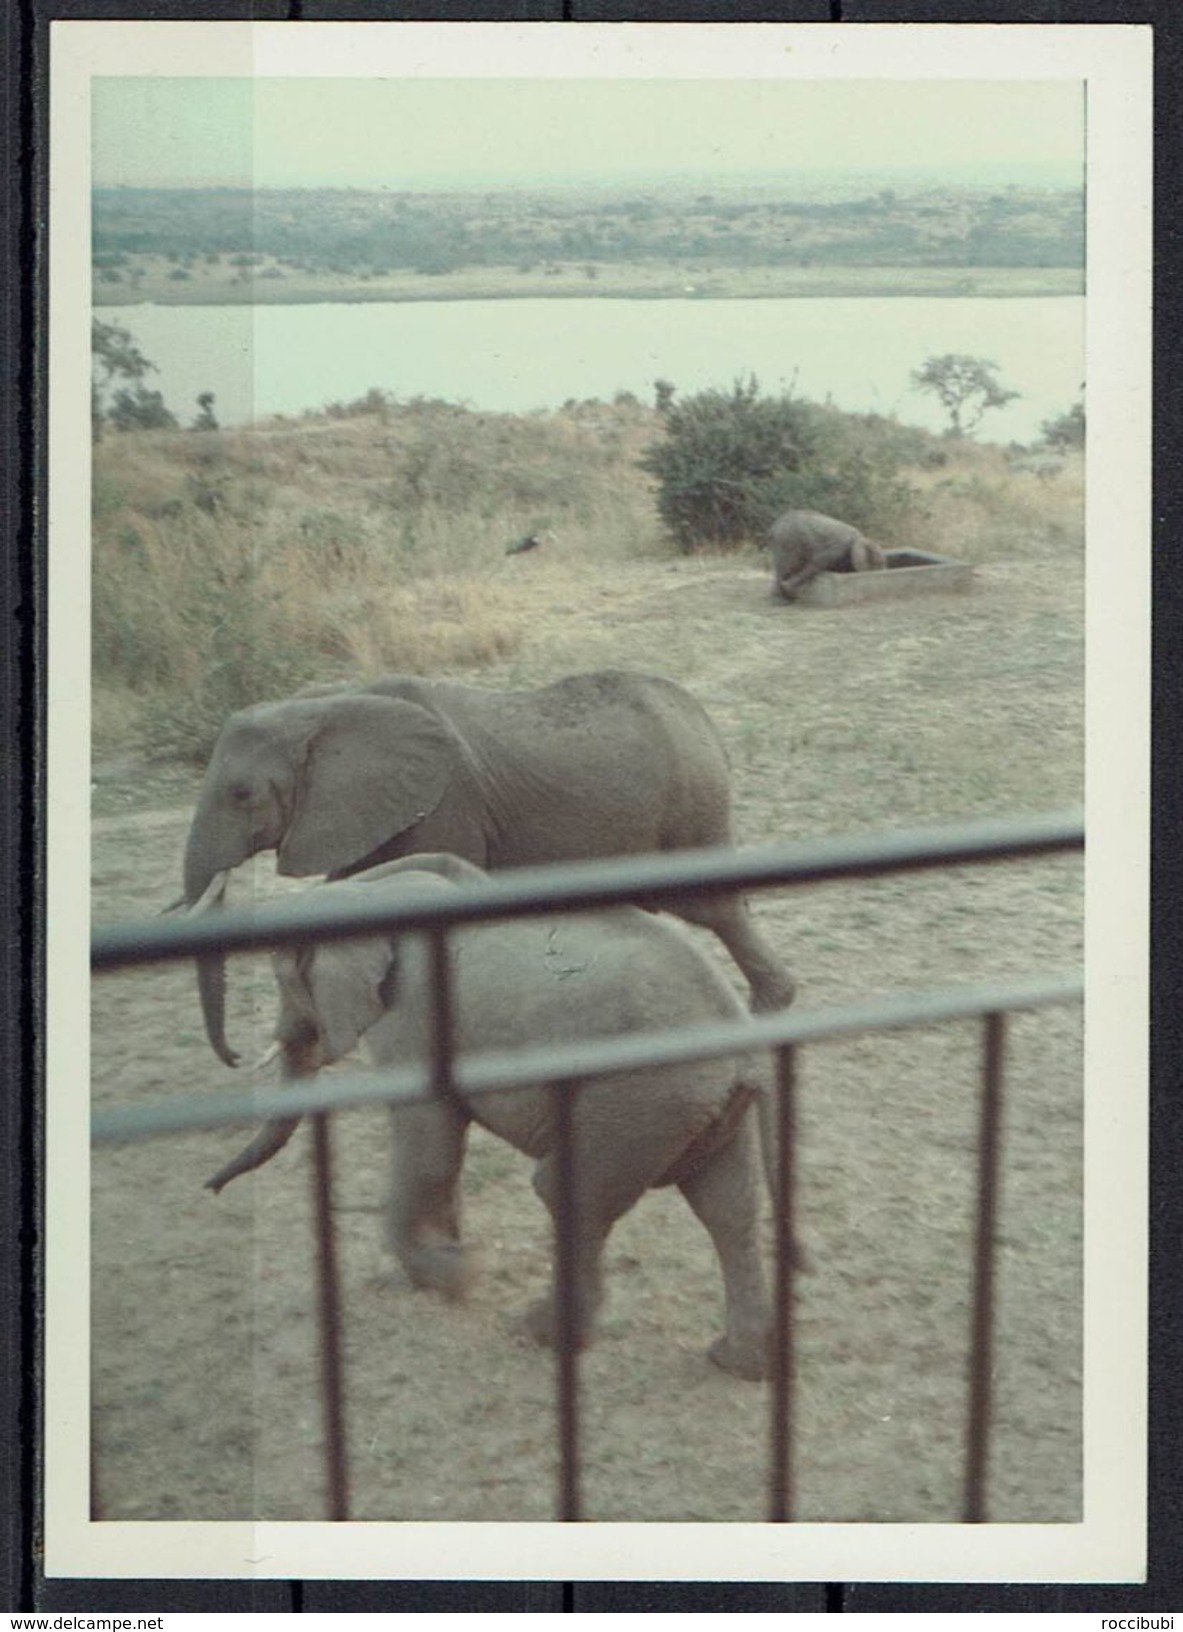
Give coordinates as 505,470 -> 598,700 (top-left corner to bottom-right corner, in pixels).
769,1043 -> 797,1523
553,1081 -> 583,1522
964,1010 -> 1006,1523
310,1110 -> 350,1521
427,929 -> 456,1105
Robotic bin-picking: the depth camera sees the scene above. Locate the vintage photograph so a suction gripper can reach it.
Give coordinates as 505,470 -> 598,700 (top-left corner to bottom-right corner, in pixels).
48,21 -> 1147,1582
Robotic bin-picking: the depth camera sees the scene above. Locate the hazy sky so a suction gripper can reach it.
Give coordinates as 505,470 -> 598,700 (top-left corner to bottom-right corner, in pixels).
92,76 -> 1084,189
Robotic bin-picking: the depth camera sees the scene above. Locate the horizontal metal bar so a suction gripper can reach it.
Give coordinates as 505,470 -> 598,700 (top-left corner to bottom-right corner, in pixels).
92,810 -> 1083,972
92,971 -> 1082,1147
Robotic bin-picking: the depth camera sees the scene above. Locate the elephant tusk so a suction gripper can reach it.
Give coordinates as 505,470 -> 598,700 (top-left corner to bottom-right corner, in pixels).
251,1040 -> 281,1072
160,893 -> 187,916
188,870 -> 230,914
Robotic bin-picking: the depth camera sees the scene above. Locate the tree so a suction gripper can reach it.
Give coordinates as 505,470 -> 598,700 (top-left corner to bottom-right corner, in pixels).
92,319 -> 177,435
192,392 -> 219,433
1039,397 -> 1085,451
92,319 -> 151,434
910,353 -> 1019,438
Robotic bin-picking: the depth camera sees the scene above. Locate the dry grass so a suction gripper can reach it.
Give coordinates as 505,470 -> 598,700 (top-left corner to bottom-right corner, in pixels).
92,395 -> 1079,760
907,444 -> 1084,564
93,397 -> 667,757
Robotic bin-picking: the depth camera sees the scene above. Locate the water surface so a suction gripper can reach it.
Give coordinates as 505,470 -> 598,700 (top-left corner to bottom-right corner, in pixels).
102,295 -> 1084,444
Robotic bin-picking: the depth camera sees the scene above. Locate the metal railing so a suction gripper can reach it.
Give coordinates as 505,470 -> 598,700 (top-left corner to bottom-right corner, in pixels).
91,810 -> 1084,1524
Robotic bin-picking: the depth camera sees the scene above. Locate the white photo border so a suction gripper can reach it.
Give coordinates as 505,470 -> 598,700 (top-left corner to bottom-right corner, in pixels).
48,18 -> 1150,1583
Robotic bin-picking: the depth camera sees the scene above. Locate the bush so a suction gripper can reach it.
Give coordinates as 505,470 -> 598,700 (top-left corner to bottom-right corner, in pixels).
191,392 -> 219,433
108,388 -> 179,433
639,377 -> 814,551
1039,400 -> 1085,451
640,378 -> 921,552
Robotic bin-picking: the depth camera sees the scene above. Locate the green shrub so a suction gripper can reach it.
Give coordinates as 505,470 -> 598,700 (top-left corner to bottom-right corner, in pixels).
639,377 -> 814,551
1040,400 -> 1085,451
191,392 -> 219,433
761,451 -> 917,543
640,378 -> 920,552
108,387 -> 178,433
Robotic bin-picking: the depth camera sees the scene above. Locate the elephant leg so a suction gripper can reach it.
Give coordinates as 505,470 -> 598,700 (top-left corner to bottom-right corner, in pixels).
676,893 -> 796,1012
678,1116 -> 771,1381
386,1099 -> 472,1298
775,564 -> 817,601
522,1140 -> 639,1353
777,540 -> 851,600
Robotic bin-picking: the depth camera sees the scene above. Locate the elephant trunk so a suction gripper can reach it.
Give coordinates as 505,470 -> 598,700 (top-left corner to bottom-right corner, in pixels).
204,1031 -> 321,1194
196,951 -> 238,1068
183,859 -> 239,1068
204,1114 -> 302,1195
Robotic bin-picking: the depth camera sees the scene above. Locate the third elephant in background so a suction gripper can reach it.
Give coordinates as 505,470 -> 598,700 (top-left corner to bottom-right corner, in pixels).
768,509 -> 887,602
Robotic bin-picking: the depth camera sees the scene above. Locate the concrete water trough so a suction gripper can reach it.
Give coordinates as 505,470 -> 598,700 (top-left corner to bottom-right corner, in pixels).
798,547 -> 973,607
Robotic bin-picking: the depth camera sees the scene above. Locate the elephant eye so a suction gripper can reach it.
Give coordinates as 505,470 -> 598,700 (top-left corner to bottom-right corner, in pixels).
228,781 -> 252,805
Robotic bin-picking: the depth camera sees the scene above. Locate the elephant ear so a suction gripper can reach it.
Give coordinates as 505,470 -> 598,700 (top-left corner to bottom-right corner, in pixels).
309,935 -> 399,1061
279,695 -> 458,878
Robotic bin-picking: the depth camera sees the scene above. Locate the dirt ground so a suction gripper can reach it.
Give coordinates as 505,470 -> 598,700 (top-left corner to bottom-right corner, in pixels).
90,533 -> 1083,1525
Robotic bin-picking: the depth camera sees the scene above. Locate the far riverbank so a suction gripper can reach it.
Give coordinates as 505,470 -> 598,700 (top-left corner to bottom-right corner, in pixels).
93,257 -> 1083,309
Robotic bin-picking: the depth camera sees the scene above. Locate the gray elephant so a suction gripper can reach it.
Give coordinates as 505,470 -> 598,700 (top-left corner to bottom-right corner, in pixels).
181,668 -> 795,1065
768,509 -> 887,601
206,854 -> 790,1381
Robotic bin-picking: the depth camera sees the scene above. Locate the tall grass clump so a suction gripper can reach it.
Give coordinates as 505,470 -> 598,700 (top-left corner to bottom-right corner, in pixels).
93,450 -> 313,759
905,442 -> 1084,565
92,395 -> 660,760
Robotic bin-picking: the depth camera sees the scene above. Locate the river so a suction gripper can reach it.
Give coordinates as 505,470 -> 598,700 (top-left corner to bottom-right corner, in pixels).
100,295 -> 1083,445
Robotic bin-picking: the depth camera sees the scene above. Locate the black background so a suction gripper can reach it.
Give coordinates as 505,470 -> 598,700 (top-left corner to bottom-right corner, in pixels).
4,0 -> 1176,1612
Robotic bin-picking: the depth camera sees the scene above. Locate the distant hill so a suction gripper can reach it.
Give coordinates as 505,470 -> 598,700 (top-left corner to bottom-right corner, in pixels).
93,179 -> 1084,292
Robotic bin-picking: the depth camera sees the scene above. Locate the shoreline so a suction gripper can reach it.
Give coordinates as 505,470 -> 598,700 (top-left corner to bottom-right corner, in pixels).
94,262 -> 1083,309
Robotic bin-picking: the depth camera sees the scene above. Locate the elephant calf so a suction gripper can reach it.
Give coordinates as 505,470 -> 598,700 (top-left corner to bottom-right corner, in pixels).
206,853 -> 794,1381
768,508 -> 887,601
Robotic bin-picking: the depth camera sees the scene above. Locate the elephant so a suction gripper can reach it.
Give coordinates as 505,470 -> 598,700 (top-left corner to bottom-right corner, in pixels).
768,509 -> 887,602
206,854 -> 795,1381
181,668 -> 796,1066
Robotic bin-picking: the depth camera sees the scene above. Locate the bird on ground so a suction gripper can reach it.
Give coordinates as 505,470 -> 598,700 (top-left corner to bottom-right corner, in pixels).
506,531 -> 548,556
